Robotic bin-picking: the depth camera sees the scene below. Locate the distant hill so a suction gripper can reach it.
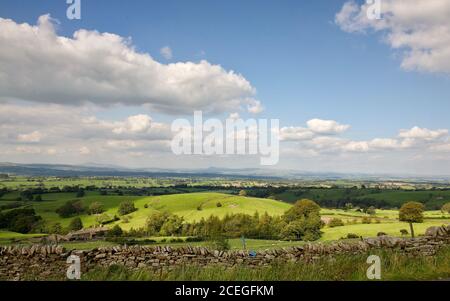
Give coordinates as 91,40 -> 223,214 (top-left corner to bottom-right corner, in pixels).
1,162 -> 449,182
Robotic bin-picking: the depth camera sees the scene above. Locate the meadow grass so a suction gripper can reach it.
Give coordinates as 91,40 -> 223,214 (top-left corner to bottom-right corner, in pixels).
320,220 -> 450,241
1,191 -> 449,244
13,192 -> 291,230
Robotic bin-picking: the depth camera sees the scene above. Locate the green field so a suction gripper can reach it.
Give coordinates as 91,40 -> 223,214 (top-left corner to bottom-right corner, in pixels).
1,190 -> 449,248
1,192 -> 291,230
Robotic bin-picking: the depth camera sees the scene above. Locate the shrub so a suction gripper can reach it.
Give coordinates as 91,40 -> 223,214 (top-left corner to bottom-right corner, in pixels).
108,225 -> 123,237
10,216 -> 38,234
361,217 -> 372,224
400,229 -> 409,236
0,208 -> 41,234
344,203 -> 353,211
365,206 -> 376,215
144,204 -> 149,209
88,202 -> 105,215
283,199 -> 321,223
56,200 -> 85,218
20,190 -> 34,202
328,218 -> 344,228
281,199 -> 322,241
169,238 -> 183,243
118,201 -> 137,216
146,212 -> 171,235
68,217 -> 83,231
160,215 -> 184,236
208,234 -> 230,251
76,189 -> 85,198
238,190 -> 247,197
186,236 -> 204,242
216,202 -> 222,208
346,233 -> 360,239
96,213 -> 119,225
441,202 -> 450,214
377,232 -> 388,237
49,222 -> 63,235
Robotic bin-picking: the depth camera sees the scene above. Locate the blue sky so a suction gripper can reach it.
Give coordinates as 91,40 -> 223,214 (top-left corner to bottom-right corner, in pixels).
2,0 -> 449,136
1,0 -> 450,174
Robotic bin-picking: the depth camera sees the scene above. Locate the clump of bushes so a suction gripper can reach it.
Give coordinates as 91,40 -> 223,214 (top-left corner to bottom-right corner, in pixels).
76,189 -> 85,198
328,218 -> 344,228
118,201 -> 137,216
108,225 -> 123,237
345,233 -> 360,239
216,202 -> 222,208
208,234 -> 230,251
0,208 -> 42,234
68,217 -> 83,231
441,202 -> 450,214
0,202 -> 24,211
96,213 -> 119,226
186,236 -> 204,242
88,202 -> 105,215
56,200 -> 85,218
238,190 -> 247,197
361,217 -> 372,224
365,206 -> 376,215
169,238 -> 184,243
143,199 -> 323,242
281,199 -> 323,241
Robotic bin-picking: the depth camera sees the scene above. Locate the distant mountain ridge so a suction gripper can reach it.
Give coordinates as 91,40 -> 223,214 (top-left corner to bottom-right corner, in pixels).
0,162 -> 449,182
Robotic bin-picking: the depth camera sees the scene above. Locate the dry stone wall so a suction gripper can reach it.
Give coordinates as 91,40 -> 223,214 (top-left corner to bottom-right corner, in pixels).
1,228 -> 449,280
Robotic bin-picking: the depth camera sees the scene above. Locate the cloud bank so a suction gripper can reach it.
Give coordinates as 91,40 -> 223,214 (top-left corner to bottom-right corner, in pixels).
0,15 -> 260,114
336,0 -> 450,73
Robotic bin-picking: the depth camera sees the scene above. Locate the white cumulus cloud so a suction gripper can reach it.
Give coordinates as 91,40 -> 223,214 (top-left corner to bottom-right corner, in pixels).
112,115 -> 152,134
0,15 -> 260,114
335,0 -> 450,73
306,119 -> 350,135
17,131 -> 43,143
399,126 -> 448,140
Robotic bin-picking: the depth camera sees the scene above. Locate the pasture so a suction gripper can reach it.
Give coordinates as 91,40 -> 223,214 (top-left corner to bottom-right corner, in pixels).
1,189 -> 449,249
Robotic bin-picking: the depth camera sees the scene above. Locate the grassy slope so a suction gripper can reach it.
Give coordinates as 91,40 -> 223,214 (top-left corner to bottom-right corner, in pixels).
1,191 -> 449,244
118,193 -> 291,230
0,230 -> 44,239
320,220 -> 449,241
11,192 -> 291,230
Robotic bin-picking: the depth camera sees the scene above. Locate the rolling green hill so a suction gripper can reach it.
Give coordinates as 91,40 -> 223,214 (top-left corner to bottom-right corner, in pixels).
1,191 -> 449,244
23,192 -> 291,230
